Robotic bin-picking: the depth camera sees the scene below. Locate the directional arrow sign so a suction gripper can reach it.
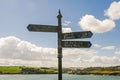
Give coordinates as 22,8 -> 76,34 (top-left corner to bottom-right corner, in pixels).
27,24 -> 58,32
62,41 -> 92,48
62,31 -> 93,39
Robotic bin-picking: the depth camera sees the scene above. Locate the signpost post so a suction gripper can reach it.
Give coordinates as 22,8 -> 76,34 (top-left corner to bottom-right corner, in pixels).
27,10 -> 93,80
57,10 -> 63,80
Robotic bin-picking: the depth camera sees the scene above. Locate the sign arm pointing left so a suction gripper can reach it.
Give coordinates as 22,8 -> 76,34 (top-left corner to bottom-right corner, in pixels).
27,24 -> 58,32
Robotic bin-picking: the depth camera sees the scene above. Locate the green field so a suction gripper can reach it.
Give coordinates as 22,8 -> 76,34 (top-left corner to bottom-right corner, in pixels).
0,66 -> 120,75
0,66 -> 58,74
0,66 -> 21,74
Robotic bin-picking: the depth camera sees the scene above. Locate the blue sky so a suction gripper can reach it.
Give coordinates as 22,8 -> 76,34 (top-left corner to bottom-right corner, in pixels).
0,0 -> 120,67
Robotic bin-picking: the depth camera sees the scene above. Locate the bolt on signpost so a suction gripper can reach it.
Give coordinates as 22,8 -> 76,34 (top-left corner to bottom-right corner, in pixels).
27,10 -> 93,80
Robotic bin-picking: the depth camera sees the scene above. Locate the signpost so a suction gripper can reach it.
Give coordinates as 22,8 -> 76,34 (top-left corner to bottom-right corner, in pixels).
27,24 -> 58,32
62,41 -> 92,48
62,31 -> 93,39
27,10 -> 93,80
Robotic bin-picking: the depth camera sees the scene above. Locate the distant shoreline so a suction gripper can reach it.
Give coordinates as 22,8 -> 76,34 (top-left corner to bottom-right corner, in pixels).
0,73 -> 120,76
0,66 -> 120,76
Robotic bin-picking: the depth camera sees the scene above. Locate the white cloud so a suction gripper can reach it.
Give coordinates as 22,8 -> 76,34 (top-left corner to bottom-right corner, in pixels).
101,46 -> 116,50
0,36 -> 57,66
0,36 -> 119,67
0,36 -> 95,67
62,49 -> 97,67
63,21 -> 71,27
62,28 -> 72,33
115,50 -> 120,55
87,56 -> 120,66
62,20 -> 72,33
63,49 -> 96,57
67,55 -> 120,67
78,15 -> 115,33
93,44 -> 101,48
105,1 -> 120,20
0,58 -> 57,67
78,1 -> 120,33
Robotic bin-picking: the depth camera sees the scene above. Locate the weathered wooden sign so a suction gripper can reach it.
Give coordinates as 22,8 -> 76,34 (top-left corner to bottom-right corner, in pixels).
27,24 -> 58,32
62,31 -> 93,39
62,41 -> 92,48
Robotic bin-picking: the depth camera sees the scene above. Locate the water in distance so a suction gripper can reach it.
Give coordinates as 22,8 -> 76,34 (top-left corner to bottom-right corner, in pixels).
0,74 -> 120,80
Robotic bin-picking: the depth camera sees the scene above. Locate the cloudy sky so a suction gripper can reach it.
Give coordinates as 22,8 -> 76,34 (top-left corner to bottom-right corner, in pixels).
0,0 -> 120,67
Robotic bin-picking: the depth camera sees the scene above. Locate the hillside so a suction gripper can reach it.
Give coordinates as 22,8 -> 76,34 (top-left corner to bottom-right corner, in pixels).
68,66 -> 120,76
0,66 -> 120,75
0,66 -> 57,74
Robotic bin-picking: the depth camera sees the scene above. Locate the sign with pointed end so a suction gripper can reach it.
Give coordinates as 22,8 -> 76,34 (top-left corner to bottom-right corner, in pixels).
62,41 -> 92,48
62,31 -> 93,39
27,24 -> 58,32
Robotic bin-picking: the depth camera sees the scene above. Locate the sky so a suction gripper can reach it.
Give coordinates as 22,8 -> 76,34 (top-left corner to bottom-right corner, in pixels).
0,0 -> 120,67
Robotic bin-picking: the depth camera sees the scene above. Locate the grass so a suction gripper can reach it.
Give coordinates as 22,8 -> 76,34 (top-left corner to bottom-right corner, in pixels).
0,66 -> 21,74
89,70 -> 120,75
0,66 -> 58,74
